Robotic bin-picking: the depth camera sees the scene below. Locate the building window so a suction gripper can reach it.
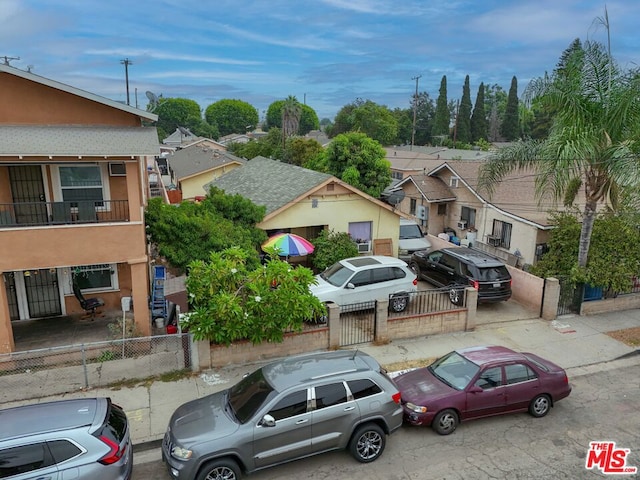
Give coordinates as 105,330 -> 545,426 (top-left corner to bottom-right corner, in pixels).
449,176 -> 459,188
59,165 -> 104,205
492,220 -> 512,249
349,221 -> 372,252
437,203 -> 447,216
72,264 -> 117,291
460,206 -> 476,227
410,198 -> 417,215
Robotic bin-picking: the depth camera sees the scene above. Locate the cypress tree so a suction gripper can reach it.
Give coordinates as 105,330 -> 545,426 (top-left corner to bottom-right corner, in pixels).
500,76 -> 520,141
470,82 -> 487,142
432,75 -> 450,140
456,75 -> 472,144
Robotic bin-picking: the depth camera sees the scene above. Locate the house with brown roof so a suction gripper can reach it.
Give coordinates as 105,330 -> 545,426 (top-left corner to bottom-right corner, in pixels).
206,157 -> 403,257
0,64 -> 159,353
386,147 -> 562,267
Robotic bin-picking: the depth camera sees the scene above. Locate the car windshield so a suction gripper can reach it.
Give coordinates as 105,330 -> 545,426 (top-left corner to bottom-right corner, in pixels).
428,351 -> 480,390
228,367 -> 277,424
320,262 -> 355,287
400,224 -> 423,239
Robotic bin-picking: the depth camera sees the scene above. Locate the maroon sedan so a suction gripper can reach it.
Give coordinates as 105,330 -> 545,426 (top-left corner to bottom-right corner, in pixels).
394,345 -> 572,435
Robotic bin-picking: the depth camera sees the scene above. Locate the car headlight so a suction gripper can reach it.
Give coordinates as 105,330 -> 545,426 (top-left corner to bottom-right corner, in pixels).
399,248 -> 409,255
171,445 -> 193,460
405,402 -> 427,413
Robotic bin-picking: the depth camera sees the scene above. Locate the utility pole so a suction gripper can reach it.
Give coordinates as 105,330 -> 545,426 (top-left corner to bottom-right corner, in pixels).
120,58 -> 133,105
411,75 -> 422,151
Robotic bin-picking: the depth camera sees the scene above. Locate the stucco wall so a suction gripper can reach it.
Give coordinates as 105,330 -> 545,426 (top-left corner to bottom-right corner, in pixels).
259,193 -> 401,257
482,209 -> 539,265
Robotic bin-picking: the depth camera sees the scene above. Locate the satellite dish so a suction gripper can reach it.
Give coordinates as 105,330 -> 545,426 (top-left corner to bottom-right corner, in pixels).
386,190 -> 405,206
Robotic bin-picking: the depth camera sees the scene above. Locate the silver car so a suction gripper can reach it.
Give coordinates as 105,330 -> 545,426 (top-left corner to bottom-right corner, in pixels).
162,350 -> 403,480
0,397 -> 132,480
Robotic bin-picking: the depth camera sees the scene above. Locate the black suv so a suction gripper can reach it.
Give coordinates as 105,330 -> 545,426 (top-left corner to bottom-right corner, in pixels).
409,247 -> 512,305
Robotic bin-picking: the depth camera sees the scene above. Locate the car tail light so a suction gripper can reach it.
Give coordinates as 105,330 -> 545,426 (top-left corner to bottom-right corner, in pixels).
98,435 -> 125,465
413,278 -> 418,286
392,392 -> 401,404
563,374 -> 569,384
471,280 -> 479,290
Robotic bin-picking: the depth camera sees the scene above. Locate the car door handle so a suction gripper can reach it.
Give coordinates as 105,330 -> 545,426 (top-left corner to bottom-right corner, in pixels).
343,406 -> 356,412
296,419 -> 309,424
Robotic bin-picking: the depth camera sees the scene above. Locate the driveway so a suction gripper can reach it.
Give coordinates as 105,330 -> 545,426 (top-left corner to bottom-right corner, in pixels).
418,280 -> 539,325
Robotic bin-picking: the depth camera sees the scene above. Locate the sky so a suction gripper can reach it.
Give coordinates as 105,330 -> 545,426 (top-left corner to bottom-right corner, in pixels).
2,1 -> 638,122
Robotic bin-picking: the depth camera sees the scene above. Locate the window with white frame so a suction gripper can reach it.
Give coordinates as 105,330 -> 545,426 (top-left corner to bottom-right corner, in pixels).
460,206 -> 476,227
410,198 -> 417,215
348,221 -> 372,245
72,264 -> 117,291
449,176 -> 459,188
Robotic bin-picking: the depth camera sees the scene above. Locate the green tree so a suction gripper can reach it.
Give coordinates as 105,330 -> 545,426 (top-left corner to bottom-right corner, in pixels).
391,107 -> 413,145
227,127 -> 284,160
282,95 -> 302,146
265,100 -> 320,135
479,39 -> 640,270
283,137 -> 323,167
456,75 -> 472,144
484,84 -> 507,142
329,99 -> 398,145
500,76 -> 520,140
181,247 -> 324,345
204,99 -> 259,137
320,132 -> 391,197
432,76 -> 450,139
145,194 -> 267,272
154,98 -> 203,141
470,82 -> 487,142
310,229 -> 359,272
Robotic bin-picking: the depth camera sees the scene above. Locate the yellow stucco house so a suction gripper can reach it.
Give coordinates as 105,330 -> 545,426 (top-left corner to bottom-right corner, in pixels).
0,64 -> 159,353
207,157 -> 402,257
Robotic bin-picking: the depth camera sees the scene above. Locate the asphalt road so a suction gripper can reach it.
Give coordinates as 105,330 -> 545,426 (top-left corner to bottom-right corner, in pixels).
133,361 -> 640,479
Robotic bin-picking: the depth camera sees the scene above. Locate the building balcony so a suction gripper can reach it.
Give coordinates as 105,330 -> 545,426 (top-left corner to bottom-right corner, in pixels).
0,200 -> 129,228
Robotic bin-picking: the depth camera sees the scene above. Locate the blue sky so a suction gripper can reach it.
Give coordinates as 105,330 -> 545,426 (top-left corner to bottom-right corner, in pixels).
2,1 -> 638,121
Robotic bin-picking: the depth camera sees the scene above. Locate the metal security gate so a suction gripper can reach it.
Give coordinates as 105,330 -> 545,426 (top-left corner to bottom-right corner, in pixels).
557,277 -> 582,316
340,301 -> 376,346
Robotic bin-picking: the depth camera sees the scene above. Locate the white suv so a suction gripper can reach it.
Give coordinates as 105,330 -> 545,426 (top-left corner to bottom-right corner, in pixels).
310,256 -> 417,313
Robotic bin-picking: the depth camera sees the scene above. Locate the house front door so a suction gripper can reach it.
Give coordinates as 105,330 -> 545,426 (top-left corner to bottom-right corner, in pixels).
23,269 -> 62,318
9,165 -> 48,225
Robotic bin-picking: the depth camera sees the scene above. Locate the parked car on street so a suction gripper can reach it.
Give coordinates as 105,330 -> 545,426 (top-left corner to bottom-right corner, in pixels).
0,397 -> 132,480
162,350 -> 403,480
398,218 -> 432,262
409,247 -> 512,305
394,345 -> 572,435
310,255 -> 418,314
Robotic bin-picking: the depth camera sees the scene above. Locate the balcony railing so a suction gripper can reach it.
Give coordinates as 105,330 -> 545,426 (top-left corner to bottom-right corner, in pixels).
0,200 -> 129,228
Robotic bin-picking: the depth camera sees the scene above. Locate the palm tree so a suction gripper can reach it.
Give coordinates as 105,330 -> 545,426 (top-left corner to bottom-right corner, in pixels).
478,40 -> 640,268
282,95 -> 302,147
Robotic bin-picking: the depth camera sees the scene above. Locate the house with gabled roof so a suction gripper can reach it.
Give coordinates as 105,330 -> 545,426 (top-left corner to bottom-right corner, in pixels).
206,157 -> 403,257
165,143 -> 245,200
0,63 -> 159,353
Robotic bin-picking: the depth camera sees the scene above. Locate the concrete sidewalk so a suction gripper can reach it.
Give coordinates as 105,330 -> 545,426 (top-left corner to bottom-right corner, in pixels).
3,308 -> 640,466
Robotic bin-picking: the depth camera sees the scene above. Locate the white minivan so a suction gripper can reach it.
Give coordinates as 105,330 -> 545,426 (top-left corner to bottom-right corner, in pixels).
398,218 -> 432,262
310,255 -> 417,313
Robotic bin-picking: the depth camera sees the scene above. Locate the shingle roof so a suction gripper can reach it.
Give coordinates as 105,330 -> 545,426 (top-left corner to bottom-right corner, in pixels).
168,144 -> 245,180
0,125 -> 160,157
207,156 -> 332,214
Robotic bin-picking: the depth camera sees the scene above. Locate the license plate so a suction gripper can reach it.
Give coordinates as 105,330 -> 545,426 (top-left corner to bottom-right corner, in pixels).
493,283 -> 501,288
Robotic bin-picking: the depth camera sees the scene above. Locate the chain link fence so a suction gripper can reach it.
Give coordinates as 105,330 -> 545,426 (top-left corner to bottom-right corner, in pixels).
0,333 -> 193,404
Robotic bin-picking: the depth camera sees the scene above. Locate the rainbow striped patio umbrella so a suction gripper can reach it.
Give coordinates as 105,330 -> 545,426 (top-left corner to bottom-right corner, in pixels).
262,233 -> 315,257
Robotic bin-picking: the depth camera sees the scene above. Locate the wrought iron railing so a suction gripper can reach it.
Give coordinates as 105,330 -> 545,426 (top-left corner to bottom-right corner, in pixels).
0,200 -> 129,227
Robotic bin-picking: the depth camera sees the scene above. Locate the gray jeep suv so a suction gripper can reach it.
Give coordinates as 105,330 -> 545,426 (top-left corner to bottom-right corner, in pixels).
162,350 -> 403,480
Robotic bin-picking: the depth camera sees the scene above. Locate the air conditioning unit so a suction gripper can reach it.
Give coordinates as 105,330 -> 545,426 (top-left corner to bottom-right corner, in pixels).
488,236 -> 501,247
357,242 -> 371,253
457,220 -> 467,230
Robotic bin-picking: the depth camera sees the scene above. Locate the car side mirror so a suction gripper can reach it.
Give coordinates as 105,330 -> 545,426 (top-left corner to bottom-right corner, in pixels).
260,414 -> 276,427
346,282 -> 355,289
468,385 -> 483,393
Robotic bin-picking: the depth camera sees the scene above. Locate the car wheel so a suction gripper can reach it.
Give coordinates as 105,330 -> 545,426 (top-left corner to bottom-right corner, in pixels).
196,459 -> 241,480
529,394 -> 551,418
349,423 -> 386,463
433,409 -> 459,435
409,261 -> 421,277
389,294 -> 409,312
448,286 -> 463,306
